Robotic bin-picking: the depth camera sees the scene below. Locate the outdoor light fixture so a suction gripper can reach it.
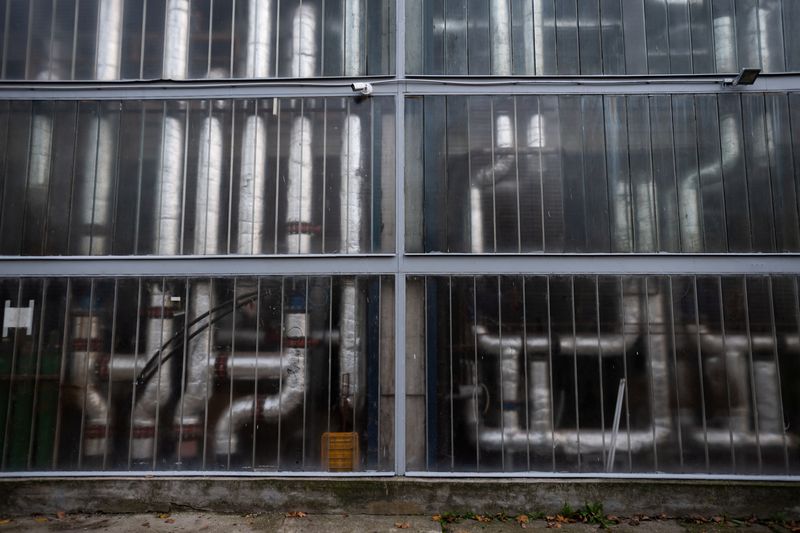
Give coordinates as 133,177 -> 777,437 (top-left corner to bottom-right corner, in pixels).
725,68 -> 761,86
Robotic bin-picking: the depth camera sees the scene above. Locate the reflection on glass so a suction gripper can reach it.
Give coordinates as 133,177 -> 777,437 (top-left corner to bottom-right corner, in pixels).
407,0 -> 797,75
406,275 -> 800,474
406,93 -> 800,254
0,275 -> 394,472
0,0 -> 393,80
0,97 -> 396,256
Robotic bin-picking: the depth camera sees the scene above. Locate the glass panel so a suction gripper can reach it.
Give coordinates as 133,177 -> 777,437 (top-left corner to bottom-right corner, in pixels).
0,97 -> 395,256
0,275 -> 394,472
407,93 -> 800,254
406,0 -> 799,75
406,274 -> 800,474
0,0 -> 393,80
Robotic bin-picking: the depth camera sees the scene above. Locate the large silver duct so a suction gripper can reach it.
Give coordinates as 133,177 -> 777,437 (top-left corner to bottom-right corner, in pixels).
245,0 -> 273,78
130,286 -> 176,462
291,4 -> 317,78
489,0 -> 512,75
95,0 -> 124,81
238,108 -> 268,254
237,0 -> 274,253
338,112 -> 367,419
470,111 -> 515,253
286,114 -> 314,253
343,0 -> 363,76
172,98 -> 224,456
469,289 -> 675,457
214,304 -> 308,456
73,0 -> 123,255
68,313 -> 110,459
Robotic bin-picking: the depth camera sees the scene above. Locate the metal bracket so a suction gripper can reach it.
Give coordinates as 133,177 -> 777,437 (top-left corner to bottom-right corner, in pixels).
2,299 -> 34,337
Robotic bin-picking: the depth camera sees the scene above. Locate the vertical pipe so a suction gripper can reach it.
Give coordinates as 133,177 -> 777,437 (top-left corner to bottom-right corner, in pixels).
130,285 -> 175,463
490,0 -> 512,75
246,0 -> 273,78
343,0 -> 363,76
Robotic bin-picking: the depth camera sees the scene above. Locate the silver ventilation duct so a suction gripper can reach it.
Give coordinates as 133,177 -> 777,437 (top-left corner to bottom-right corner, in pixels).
68,313 -> 110,459
130,285 -> 176,462
489,0 -> 512,75
338,113 -> 367,420
287,114 -> 314,253
343,0 -> 363,76
245,0 -> 273,78
214,302 -> 308,456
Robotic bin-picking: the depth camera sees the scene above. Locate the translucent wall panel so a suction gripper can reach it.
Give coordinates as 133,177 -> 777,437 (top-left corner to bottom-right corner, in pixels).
405,93 -> 800,253
0,97 -> 395,255
405,274 -> 800,475
406,0 -> 798,75
0,0 -> 393,80
0,275 -> 394,472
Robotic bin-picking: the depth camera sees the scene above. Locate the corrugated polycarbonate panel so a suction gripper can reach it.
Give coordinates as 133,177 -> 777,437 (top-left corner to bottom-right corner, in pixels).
0,97 -> 396,256
0,275 -> 394,472
405,274 -> 800,475
405,93 -> 800,253
406,0 -> 800,75
0,0 -> 394,80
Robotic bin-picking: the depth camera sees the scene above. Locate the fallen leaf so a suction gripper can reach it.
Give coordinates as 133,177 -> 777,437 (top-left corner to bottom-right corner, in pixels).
546,522 -> 562,529
628,518 -> 640,526
158,513 -> 170,519
0,519 -> 11,526
395,521 -> 410,529
141,522 -> 150,528
33,516 -> 49,523
56,511 -> 66,520
286,511 -> 307,519
432,515 -> 442,522
164,518 -> 176,524
475,515 -> 491,523
516,514 -> 529,524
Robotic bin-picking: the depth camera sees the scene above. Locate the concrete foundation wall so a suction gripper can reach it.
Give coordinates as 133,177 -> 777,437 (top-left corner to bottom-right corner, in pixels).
1,477 -> 799,518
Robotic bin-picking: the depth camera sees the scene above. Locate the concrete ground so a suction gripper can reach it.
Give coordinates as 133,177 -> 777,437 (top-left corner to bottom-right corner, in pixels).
0,512 -> 796,532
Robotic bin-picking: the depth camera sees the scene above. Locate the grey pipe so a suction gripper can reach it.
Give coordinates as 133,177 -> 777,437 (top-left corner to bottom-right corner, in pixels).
245,0 -> 273,78
214,310 -> 308,456
287,115 -> 314,253
68,314 -> 110,458
130,285 -> 176,461
343,0 -> 363,76
338,113 -> 367,416
489,0 -> 512,75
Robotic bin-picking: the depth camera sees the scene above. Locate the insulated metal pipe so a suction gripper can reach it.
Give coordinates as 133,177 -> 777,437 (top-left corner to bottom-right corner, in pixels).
245,0 -> 273,78
339,113 -> 367,418
75,0 -> 123,255
214,296 -> 308,457
489,0 -> 512,75
130,285 -> 176,462
343,0 -> 363,76
68,313 -> 109,459
286,115 -> 315,253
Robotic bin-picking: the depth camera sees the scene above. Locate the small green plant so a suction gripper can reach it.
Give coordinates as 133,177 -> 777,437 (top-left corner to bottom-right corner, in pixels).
559,501 -> 575,517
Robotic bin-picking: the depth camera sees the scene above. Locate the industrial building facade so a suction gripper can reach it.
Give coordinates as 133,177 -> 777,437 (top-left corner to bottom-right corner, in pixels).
0,0 -> 799,479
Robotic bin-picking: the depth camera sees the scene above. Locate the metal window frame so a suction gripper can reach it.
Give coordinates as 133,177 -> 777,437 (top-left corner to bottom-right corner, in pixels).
1,0 -> 800,479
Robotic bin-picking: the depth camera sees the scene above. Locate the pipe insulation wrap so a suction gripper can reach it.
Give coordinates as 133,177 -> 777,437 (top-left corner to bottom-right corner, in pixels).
246,0 -> 273,78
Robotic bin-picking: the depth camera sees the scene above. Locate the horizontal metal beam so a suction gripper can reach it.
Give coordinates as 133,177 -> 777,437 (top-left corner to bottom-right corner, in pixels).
0,78 -> 398,100
1,74 -> 799,100
401,254 -> 800,275
0,254 -> 798,277
401,73 -> 800,95
0,255 -> 397,277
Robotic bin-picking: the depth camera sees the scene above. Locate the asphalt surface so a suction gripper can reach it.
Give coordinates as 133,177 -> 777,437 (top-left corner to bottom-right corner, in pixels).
0,512 -> 796,532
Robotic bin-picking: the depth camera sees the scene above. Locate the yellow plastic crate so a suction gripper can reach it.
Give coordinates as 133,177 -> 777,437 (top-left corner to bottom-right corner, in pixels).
321,432 -> 359,472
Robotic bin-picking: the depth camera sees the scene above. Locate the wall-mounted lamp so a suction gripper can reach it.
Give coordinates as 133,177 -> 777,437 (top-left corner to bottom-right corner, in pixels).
724,68 -> 761,87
